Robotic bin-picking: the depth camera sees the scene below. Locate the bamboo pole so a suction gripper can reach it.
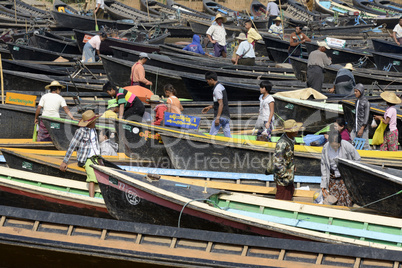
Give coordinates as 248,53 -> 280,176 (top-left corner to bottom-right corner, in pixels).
0,54 -> 4,104
14,0 -> 17,24
245,9 -> 259,33
279,0 -> 284,40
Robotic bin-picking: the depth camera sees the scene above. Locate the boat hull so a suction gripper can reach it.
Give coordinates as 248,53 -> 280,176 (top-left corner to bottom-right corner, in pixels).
372,51 -> 402,72
0,104 -> 35,139
372,38 -> 402,53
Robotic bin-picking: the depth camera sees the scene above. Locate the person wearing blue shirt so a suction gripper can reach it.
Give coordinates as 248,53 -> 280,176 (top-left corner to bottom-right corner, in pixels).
183,34 -> 206,55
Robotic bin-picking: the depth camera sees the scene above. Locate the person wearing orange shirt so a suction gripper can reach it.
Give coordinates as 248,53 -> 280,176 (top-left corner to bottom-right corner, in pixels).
130,52 -> 153,87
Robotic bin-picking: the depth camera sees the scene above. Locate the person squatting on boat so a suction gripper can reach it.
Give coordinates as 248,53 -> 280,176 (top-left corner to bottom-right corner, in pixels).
268,17 -> 283,39
273,119 -> 303,200
164,84 -> 183,114
82,32 -> 107,63
206,13 -> 227,58
183,34 -> 207,55
60,110 -> 101,198
99,129 -> 118,156
103,81 -> 145,122
130,52 -> 153,87
329,63 -> 355,95
232,33 -> 256,66
374,91 -> 401,151
202,71 -> 232,137
288,25 -> 311,57
244,20 -> 262,47
321,131 -> 361,207
307,41 -> 332,92
34,81 -> 77,142
255,80 -> 275,141
392,17 -> 402,46
351,83 -> 370,150
265,0 -> 279,28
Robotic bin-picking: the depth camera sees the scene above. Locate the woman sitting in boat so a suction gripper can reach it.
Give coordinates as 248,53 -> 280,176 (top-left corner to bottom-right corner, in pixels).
334,118 -> 351,142
82,32 -> 107,63
255,80 -> 274,141
374,92 -> 401,151
164,84 -> 183,114
321,131 -> 361,207
183,34 -> 206,56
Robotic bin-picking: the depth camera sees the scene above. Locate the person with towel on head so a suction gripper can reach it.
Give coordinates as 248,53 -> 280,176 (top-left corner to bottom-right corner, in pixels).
307,41 -> 332,92
35,81 -> 77,141
206,13 -> 227,58
130,52 -> 153,87
232,33 -> 256,66
268,17 -> 283,39
60,110 -> 101,198
82,32 -> 107,63
351,83 -> 370,149
374,92 -> 401,151
273,119 -> 303,200
265,0 -> 279,28
329,63 -> 356,95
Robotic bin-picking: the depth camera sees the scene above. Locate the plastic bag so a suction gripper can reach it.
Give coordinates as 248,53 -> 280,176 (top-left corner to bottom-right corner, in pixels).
372,120 -> 387,145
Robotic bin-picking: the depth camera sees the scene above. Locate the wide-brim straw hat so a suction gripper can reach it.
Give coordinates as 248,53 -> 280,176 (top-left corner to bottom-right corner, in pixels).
268,0 -> 276,2
45,80 -> 66,90
78,110 -> 101,127
343,63 -> 354,71
283,119 -> 304,133
236,33 -> 247,41
273,16 -> 282,21
380,91 -> 401,105
317,41 -> 330,50
214,13 -> 227,23
147,95 -> 163,103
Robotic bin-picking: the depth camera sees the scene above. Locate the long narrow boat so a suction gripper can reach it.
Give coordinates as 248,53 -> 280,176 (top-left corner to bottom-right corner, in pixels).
166,0 -> 212,20
372,51 -> 402,72
375,0 -> 402,12
12,0 -> 50,19
314,0 -> 377,17
2,59 -> 68,75
0,104 -> 36,139
372,38 -> 402,53
32,34 -> 80,54
73,29 -> 163,55
93,164 -> 402,250
104,0 -> 159,21
2,206 -> 402,267
0,139 -> 54,149
337,158 -> 402,217
353,0 -> 401,15
303,41 -> 375,68
0,166 -> 110,218
188,18 -> 242,37
7,42 -> 79,61
141,0 -> 211,21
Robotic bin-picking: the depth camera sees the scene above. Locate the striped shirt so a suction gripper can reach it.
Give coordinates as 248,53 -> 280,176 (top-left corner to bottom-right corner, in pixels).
63,127 -> 99,164
116,88 -> 137,108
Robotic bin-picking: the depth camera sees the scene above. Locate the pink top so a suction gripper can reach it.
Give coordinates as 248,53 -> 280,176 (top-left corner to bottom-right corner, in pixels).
88,35 -> 101,50
340,128 -> 351,142
384,106 -> 397,132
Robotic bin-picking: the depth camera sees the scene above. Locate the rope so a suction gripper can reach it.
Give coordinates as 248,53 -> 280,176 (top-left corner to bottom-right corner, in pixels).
177,198 -> 220,228
351,190 -> 402,211
282,44 -> 301,63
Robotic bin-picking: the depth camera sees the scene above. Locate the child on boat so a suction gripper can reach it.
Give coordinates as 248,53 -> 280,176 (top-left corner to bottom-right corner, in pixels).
255,80 -> 275,141
99,129 -> 118,156
149,95 -> 167,126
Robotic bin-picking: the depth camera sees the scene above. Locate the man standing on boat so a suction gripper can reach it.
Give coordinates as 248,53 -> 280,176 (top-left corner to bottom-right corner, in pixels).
34,81 -> 77,141
202,71 -> 231,137
288,26 -> 311,57
130,52 -> 153,87
232,33 -> 256,66
351,83 -> 370,149
82,33 -> 107,63
265,0 -> 279,28
273,119 -> 303,200
307,41 -> 332,92
392,17 -> 402,46
94,0 -> 105,19
206,13 -> 227,58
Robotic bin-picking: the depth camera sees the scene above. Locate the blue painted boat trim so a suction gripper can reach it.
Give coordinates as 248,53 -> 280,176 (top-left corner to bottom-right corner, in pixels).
119,166 -> 321,183
0,155 -> 5,163
227,209 -> 402,244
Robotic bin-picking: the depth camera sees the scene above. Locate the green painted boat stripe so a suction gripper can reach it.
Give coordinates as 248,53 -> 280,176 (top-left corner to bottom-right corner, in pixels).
42,116 -> 115,131
227,209 -> 402,244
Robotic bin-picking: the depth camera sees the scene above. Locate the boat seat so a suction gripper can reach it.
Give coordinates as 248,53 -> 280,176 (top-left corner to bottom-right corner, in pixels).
353,137 -> 366,150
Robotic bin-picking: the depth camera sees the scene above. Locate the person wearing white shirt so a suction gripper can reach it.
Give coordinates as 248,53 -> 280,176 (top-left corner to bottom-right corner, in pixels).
94,0 -> 105,19
265,0 -> 279,28
392,17 -> 402,46
34,81 -> 77,141
232,33 -> 256,66
268,17 -> 283,39
206,13 -> 227,58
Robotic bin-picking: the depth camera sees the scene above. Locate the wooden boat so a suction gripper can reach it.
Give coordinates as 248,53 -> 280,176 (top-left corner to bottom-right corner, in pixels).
250,0 -> 266,17
166,0 -> 212,20
337,158 -> 402,217
7,42 -> 79,61
73,29 -> 163,55
1,69 -> 103,93
372,38 -> 402,53
188,18 -> 242,37
268,47 -> 308,63
289,56 -> 402,85
141,0 -> 210,20
310,23 -> 378,35
303,41 -> 375,68
93,164 -> 402,250
11,0 -> 49,19
353,0 -> 401,15
2,206 -> 402,268
283,0 -> 328,27
1,59 -> 67,75
104,0 -> 159,21
32,34 -> 80,55
203,0 -> 241,16
0,139 -> 54,149
314,0 -> 377,17
372,51 -> 402,72
375,0 -> 402,13
0,104 -> 36,139
111,46 -> 296,81
0,166 -> 110,218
